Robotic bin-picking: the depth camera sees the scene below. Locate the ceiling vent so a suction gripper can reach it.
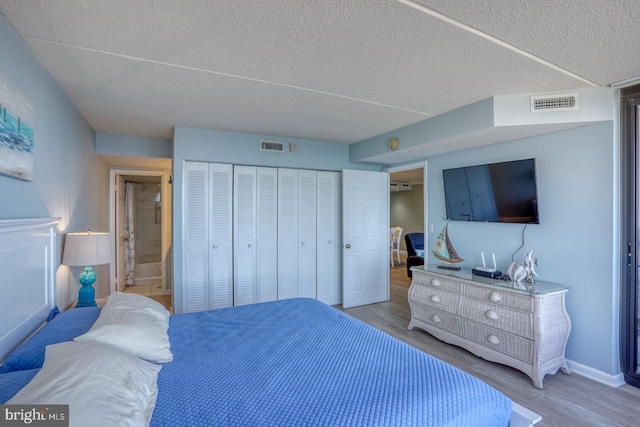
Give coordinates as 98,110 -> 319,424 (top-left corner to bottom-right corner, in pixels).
390,181 -> 412,192
260,140 -> 285,152
530,94 -> 578,113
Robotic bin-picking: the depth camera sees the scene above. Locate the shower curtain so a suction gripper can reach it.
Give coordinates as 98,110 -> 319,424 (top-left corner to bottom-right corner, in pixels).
124,182 -> 136,285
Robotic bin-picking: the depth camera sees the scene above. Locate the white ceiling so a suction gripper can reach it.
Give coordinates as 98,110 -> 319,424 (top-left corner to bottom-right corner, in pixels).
390,168 -> 424,185
1,0 -> 639,148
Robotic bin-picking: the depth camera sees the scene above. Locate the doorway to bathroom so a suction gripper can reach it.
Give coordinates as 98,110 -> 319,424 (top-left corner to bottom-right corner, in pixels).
108,169 -> 172,311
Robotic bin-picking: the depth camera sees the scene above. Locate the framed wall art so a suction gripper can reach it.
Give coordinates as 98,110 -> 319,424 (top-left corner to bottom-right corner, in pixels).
0,71 -> 34,181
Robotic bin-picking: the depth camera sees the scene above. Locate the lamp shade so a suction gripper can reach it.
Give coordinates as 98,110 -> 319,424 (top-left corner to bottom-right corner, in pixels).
62,231 -> 111,266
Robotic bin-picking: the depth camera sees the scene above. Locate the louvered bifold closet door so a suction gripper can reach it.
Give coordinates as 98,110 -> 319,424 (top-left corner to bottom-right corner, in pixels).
208,163 -> 234,310
316,171 -> 342,305
183,161 -> 233,313
183,161 -> 210,313
277,168 -> 299,300
256,167 -> 278,303
233,166 -> 257,306
297,170 -> 317,299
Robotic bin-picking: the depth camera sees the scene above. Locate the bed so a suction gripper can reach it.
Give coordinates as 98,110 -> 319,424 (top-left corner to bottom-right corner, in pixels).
0,219 -> 538,426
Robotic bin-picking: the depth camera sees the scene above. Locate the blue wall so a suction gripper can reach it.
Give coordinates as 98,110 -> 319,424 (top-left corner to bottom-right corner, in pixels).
393,122 -> 618,377
171,126 -> 381,313
96,133 -> 171,159
0,14 -> 108,309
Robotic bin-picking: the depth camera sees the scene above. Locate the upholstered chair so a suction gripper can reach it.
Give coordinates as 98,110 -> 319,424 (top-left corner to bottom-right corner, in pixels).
404,232 -> 425,278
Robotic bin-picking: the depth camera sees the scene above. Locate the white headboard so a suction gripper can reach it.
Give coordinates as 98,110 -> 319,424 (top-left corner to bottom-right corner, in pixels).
0,218 -> 59,362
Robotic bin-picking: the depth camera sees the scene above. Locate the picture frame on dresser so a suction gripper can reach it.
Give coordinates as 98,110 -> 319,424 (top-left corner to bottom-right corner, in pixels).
407,265 -> 571,389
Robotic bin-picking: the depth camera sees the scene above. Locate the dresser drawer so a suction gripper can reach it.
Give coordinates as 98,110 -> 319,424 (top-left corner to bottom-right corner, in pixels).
411,303 -> 462,335
464,282 -> 533,312
412,272 -> 463,294
410,283 -> 461,313
461,320 -> 533,363
462,299 -> 533,338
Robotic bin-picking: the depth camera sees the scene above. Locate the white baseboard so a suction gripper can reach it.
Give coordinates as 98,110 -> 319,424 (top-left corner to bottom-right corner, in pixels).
566,359 -> 626,388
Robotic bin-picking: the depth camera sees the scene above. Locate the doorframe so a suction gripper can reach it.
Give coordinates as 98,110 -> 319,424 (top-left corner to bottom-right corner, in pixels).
108,168 -> 171,296
384,161 -> 428,250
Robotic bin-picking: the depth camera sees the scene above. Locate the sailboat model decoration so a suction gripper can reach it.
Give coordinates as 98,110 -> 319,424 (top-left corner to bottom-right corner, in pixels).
432,221 -> 464,270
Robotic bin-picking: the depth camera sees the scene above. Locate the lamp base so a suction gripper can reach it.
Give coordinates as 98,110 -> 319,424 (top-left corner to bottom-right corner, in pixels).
76,266 -> 97,308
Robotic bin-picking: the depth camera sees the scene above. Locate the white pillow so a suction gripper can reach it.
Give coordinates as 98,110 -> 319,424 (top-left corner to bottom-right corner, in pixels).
105,291 -> 170,322
75,292 -> 173,363
8,341 -> 161,427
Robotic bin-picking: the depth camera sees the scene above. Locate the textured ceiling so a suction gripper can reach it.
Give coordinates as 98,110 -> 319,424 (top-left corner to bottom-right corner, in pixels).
1,0 -> 638,145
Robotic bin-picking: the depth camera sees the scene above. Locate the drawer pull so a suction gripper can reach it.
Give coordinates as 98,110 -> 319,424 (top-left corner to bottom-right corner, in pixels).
430,295 -> 440,303
487,335 -> 500,345
431,315 -> 441,323
485,310 -> 499,320
489,292 -> 502,302
431,279 -> 441,287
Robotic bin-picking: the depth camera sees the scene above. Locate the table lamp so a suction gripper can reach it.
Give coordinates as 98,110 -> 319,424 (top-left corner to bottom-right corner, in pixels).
62,231 -> 111,308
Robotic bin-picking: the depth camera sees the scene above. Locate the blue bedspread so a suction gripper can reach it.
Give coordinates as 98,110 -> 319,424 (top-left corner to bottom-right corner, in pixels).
150,298 -> 511,426
0,307 -> 101,374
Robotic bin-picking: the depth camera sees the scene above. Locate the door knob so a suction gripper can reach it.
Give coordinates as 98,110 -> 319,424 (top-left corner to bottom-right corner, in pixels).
345,244 -> 351,248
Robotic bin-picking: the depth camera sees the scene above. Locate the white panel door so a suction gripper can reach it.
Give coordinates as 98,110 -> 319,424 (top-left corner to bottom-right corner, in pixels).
316,171 -> 341,305
233,166 -> 257,306
183,161 -> 211,313
208,163 -> 234,310
298,169 -> 317,298
277,168 -> 299,300
256,167 -> 278,303
342,169 -> 389,308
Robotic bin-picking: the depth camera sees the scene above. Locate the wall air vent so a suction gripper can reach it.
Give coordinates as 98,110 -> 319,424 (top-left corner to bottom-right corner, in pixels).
390,181 -> 412,192
260,140 -> 285,152
530,94 -> 578,113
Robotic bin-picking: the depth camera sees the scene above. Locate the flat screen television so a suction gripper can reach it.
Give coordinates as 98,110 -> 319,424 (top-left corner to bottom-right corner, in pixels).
442,158 -> 539,224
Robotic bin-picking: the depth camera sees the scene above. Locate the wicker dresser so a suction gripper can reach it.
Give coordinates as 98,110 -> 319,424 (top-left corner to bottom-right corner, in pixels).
408,266 -> 571,388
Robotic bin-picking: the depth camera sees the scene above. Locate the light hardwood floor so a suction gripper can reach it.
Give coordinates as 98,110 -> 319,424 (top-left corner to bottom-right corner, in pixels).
123,283 -> 172,312
339,255 -> 640,427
